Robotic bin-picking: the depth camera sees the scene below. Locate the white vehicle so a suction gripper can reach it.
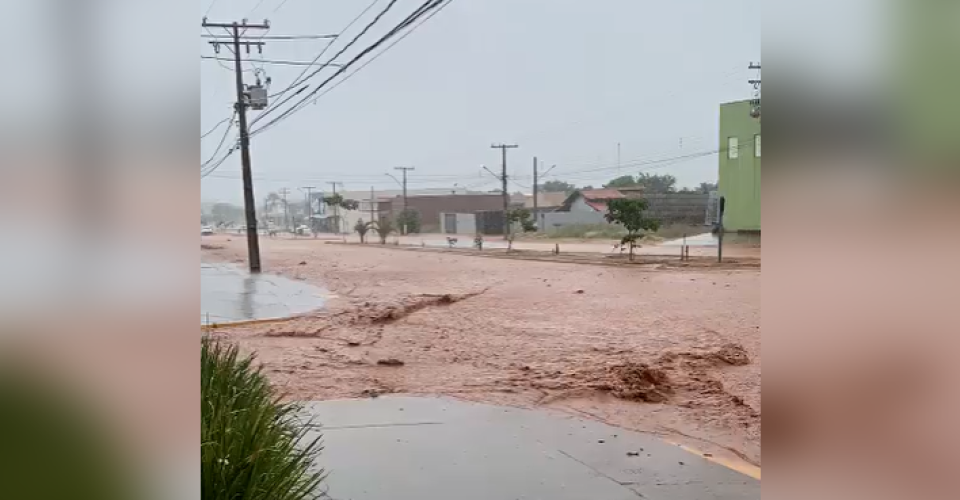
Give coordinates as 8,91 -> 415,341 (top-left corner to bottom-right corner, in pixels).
201,225 -> 215,236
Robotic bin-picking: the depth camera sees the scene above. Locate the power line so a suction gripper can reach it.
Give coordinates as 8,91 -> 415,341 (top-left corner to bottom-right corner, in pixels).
246,0 -> 271,19
302,0 -> 454,106
204,0 -> 220,17
251,0 -> 402,128
251,0 -> 449,137
201,34 -> 338,40
201,112 -> 237,168
262,0 -> 387,114
201,113 -> 234,139
202,55 -> 343,67
272,0 -> 295,14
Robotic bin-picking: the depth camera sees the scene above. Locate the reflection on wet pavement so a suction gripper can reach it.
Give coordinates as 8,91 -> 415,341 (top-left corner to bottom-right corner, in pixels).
200,263 -> 327,325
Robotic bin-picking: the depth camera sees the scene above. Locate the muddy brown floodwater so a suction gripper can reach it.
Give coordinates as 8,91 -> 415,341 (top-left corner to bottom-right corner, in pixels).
202,235 -> 761,466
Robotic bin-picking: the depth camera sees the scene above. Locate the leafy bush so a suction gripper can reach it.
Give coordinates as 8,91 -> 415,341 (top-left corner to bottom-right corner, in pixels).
396,209 -> 422,234
202,338 -> 325,500
605,198 -> 661,261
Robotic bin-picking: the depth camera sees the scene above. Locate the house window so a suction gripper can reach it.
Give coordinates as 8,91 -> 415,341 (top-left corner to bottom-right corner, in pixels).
754,134 -> 761,157
727,137 -> 739,159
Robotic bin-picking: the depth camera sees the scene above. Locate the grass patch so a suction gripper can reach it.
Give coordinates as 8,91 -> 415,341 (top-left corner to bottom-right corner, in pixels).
202,338 -> 325,500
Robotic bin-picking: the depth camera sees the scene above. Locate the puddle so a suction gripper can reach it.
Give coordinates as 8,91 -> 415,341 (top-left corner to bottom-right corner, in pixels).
200,263 -> 327,325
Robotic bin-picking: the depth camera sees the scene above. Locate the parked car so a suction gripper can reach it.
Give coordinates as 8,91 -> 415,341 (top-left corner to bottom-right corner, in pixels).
201,225 -> 214,236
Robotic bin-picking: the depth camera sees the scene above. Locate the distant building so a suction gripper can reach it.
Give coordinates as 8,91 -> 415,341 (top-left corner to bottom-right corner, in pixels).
718,100 -> 761,232
557,189 -> 626,213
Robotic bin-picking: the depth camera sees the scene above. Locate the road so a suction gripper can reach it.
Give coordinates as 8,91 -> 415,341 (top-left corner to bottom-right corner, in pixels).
202,234 -> 761,467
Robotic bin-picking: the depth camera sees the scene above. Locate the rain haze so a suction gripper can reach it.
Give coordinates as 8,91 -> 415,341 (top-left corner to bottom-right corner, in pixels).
201,0 -> 761,203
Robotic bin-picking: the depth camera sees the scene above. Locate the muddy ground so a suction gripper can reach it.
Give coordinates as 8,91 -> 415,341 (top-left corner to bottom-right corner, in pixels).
202,235 -> 761,466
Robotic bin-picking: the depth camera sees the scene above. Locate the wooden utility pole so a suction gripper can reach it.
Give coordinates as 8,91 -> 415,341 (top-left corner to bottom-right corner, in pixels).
202,18 -> 269,273
490,144 -> 518,236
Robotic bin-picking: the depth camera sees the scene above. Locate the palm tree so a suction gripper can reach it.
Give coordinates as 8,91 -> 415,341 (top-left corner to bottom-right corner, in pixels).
354,219 -> 372,244
372,218 -> 395,244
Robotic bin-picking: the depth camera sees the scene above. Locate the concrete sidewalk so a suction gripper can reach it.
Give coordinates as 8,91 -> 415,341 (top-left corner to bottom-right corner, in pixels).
302,396 -> 760,500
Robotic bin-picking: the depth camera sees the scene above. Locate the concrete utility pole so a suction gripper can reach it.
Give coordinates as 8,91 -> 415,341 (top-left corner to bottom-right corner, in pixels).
278,187 -> 291,231
202,18 -> 269,273
491,144 -> 518,236
532,158 -> 555,229
300,186 -> 315,232
533,156 -> 539,216
749,62 -> 761,119
369,186 -> 376,223
394,167 -> 415,212
327,182 -> 341,234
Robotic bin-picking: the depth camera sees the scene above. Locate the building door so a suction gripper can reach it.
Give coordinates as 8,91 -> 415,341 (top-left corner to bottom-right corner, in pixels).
444,213 -> 457,234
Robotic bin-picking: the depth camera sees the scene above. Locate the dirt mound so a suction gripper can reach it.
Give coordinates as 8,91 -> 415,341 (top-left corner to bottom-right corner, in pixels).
605,363 -> 673,403
711,343 -> 751,366
262,290 -> 488,339
368,294 -> 464,325
201,244 -> 224,250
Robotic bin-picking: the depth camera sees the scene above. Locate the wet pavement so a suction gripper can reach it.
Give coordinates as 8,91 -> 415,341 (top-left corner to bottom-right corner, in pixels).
660,232 -> 719,247
302,396 -> 760,500
200,262 -> 327,325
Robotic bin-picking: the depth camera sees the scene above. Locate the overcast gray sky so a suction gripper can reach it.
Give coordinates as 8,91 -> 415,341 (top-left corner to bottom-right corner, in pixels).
201,0 -> 761,203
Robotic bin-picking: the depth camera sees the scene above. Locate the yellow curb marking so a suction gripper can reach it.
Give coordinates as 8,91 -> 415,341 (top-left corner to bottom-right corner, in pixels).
667,440 -> 761,480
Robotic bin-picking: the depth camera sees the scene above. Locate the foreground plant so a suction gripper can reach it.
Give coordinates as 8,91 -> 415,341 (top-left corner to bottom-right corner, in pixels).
201,338 -> 325,500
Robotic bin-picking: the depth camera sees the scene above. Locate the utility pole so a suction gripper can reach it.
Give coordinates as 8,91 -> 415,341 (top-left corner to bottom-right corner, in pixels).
532,158 -> 555,226
279,188 -> 291,232
327,182 -> 341,234
300,186 -> 315,234
533,156 -> 538,216
394,167 -> 415,212
749,62 -> 761,119
490,144 -> 519,236
369,186 -> 376,223
202,18 -> 270,273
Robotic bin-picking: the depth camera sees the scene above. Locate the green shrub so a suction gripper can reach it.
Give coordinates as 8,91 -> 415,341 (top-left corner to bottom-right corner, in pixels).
201,338 -> 325,500
396,209 -> 422,234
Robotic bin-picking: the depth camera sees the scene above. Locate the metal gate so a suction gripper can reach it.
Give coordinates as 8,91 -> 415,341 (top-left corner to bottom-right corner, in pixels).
444,213 -> 457,234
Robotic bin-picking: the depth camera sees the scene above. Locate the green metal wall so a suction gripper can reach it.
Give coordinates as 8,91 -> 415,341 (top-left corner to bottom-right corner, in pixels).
718,100 -> 761,232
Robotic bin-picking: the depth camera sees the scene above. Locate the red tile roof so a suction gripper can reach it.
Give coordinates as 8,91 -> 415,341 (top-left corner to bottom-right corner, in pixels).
581,189 -> 625,201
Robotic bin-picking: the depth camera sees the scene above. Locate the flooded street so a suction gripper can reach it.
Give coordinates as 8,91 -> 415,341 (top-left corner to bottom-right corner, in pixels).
200,261 -> 328,324
202,235 -> 761,466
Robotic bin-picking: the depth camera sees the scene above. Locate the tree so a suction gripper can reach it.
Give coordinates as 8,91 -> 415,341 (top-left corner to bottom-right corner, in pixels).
209,202 -> 244,225
507,208 -> 536,233
697,182 -> 718,194
322,193 -> 359,211
354,219 -> 372,244
540,180 -> 577,193
635,173 -> 677,193
604,198 -> 661,261
604,175 -> 639,188
396,209 -> 422,235
372,218 -> 395,244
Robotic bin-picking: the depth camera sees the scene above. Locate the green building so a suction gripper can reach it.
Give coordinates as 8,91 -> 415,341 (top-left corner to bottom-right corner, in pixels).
718,100 -> 761,233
